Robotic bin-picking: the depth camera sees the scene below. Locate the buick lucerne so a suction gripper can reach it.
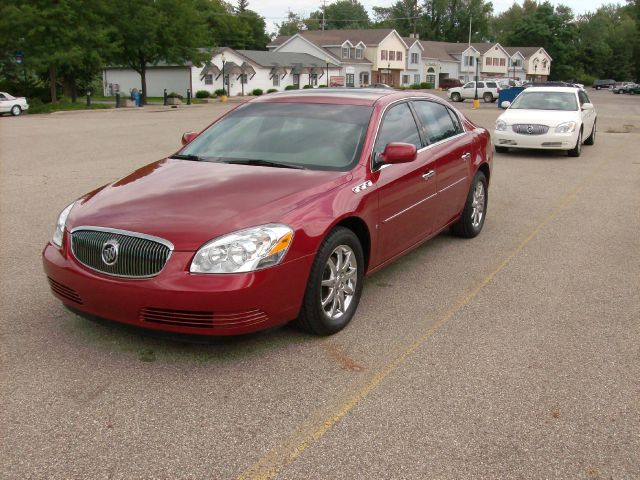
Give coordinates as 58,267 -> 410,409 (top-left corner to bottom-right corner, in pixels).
43,90 -> 492,336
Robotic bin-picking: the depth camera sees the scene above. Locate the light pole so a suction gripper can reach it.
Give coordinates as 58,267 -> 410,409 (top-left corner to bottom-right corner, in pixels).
221,53 -> 226,95
326,57 -> 330,87
387,61 -> 391,86
473,54 -> 480,109
534,64 -> 538,82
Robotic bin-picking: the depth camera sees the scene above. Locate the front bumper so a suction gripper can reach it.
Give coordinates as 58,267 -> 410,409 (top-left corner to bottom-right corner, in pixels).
493,129 -> 579,150
43,238 -> 314,336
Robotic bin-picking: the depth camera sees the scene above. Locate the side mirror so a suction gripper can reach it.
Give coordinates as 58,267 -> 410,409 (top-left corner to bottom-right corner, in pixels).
381,143 -> 417,164
581,103 -> 594,111
501,101 -> 511,109
181,131 -> 199,145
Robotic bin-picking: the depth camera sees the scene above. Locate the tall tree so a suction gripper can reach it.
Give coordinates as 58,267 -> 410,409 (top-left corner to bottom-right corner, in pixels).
276,11 -> 307,37
306,0 -> 370,30
237,0 -> 249,13
107,0 -> 211,103
199,0 -> 269,49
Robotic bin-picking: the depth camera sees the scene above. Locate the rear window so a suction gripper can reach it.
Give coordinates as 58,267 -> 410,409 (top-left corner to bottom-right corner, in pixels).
486,82 -> 497,88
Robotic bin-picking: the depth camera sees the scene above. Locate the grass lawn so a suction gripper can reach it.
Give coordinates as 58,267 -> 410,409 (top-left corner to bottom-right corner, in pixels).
29,101 -> 113,114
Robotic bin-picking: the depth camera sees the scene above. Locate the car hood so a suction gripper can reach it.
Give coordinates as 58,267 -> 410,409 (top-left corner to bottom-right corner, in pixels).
67,159 -> 351,251
498,109 -> 580,127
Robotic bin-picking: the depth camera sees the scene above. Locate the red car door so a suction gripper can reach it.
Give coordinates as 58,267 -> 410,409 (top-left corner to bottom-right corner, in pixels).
372,102 -> 437,263
412,101 -> 471,229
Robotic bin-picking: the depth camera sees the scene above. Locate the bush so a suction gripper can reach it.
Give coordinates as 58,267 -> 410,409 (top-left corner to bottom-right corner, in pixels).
409,84 -> 421,90
214,88 -> 227,96
284,85 -> 299,90
425,82 -> 434,89
167,92 -> 183,99
195,90 -> 210,98
318,85 -> 328,88
251,88 -> 263,96
302,84 -> 314,89
266,88 -> 278,93
419,82 -> 428,89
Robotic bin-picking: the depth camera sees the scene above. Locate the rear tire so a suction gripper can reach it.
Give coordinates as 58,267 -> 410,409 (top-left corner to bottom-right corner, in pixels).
483,92 -> 493,103
568,129 -> 583,157
451,92 -> 462,102
451,171 -> 488,239
293,227 -> 365,336
10,105 -> 22,116
584,121 -> 596,146
495,146 -> 508,153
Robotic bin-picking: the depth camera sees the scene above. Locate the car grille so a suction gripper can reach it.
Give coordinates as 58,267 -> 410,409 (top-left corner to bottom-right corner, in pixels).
48,277 -> 83,304
512,124 -> 549,135
140,307 -> 269,329
71,228 -> 172,278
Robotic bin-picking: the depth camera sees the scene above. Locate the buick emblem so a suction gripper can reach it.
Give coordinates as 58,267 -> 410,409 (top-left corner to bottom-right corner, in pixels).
101,240 -> 119,266
527,125 -> 534,134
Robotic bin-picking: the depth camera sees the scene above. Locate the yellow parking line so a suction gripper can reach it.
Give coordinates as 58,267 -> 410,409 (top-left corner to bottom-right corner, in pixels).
237,159 -> 608,480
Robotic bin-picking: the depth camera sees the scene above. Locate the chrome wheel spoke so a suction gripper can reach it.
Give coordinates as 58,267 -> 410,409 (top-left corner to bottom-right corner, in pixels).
320,244 -> 358,321
321,278 -> 335,287
322,288 -> 335,307
343,282 -> 354,295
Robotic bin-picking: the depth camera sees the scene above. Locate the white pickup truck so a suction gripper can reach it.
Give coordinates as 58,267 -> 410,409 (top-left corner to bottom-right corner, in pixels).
0,92 -> 29,116
448,81 -> 501,103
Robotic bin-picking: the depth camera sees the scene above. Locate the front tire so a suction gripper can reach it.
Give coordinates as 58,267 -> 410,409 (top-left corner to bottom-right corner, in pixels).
568,129 -> 583,157
451,92 -> 462,102
483,92 -> 493,103
294,227 -> 365,335
451,171 -> 488,238
11,105 -> 22,116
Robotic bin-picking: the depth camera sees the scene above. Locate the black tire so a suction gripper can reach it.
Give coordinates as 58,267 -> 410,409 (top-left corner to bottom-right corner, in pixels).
495,146 -> 509,153
483,92 -> 493,103
10,105 -> 22,116
451,171 -> 488,239
567,129 -> 583,157
595,86 -> 601,90
584,120 -> 596,145
451,92 -> 462,102
293,227 -> 365,336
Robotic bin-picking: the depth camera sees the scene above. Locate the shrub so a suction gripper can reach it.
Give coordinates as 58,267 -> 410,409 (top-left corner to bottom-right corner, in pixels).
167,92 -> 183,99
214,88 -> 227,96
303,84 -> 314,89
251,88 -> 263,96
409,84 -> 421,90
318,84 -> 328,88
425,82 -> 434,89
419,82 -> 429,89
284,85 -> 299,90
266,88 -> 278,93
195,90 -> 210,98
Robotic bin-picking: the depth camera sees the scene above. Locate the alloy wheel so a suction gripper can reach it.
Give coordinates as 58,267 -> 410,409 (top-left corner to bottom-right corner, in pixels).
320,245 -> 358,320
471,181 -> 485,229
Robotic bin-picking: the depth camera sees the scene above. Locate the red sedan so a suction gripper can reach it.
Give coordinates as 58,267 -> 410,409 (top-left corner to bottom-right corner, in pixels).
43,90 -> 492,336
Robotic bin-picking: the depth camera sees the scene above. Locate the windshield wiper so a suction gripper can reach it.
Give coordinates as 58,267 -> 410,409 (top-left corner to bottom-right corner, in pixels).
169,153 -> 203,161
223,159 -> 306,169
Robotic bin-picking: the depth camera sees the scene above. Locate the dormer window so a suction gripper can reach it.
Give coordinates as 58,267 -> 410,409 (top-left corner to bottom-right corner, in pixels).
355,48 -> 363,59
342,47 -> 350,59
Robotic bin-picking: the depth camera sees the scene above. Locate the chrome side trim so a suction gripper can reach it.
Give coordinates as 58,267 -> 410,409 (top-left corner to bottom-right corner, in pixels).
439,176 -> 467,193
70,226 -> 175,251
383,193 -> 437,223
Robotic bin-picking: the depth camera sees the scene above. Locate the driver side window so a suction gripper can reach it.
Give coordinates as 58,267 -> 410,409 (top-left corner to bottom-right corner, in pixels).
373,103 -> 422,161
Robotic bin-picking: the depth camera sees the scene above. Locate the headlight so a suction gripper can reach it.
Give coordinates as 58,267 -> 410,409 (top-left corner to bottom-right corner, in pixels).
52,202 -> 75,248
190,224 -> 294,274
495,119 -> 507,131
555,121 -> 577,133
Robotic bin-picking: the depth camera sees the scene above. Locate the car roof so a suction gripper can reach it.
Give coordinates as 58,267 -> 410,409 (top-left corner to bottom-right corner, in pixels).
251,88 -> 443,107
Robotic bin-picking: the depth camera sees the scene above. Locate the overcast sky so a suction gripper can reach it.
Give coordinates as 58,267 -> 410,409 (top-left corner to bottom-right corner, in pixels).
250,0 -> 611,34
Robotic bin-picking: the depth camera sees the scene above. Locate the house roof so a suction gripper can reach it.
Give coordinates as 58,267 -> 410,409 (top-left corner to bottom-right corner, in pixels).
269,29 -> 398,49
233,50 -> 339,68
504,46 -> 549,59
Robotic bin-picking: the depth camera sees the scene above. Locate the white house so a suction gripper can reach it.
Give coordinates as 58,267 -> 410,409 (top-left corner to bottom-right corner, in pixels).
401,36 -> 425,86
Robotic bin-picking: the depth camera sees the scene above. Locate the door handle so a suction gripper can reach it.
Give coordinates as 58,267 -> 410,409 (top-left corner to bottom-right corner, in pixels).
422,170 -> 435,180
461,153 -> 471,161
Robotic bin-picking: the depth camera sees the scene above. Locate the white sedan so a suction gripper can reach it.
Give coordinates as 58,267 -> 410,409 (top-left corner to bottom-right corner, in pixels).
493,87 -> 596,157
0,91 -> 29,116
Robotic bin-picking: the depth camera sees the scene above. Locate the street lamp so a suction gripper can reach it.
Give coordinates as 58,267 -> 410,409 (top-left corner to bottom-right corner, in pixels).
326,57 -> 330,87
387,61 -> 391,85
221,52 -> 226,95
473,54 -> 480,109
534,63 -> 538,82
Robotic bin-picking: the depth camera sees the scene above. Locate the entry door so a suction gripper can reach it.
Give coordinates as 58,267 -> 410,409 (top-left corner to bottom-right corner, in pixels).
374,102 -> 437,262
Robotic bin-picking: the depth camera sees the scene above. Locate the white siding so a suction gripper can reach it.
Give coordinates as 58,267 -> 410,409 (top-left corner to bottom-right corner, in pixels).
103,67 -> 190,97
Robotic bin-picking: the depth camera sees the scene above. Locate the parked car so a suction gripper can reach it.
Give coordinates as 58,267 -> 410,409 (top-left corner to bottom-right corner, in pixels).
43,90 -> 492,337
439,78 -> 463,90
494,87 -> 596,157
448,81 -> 501,103
592,79 -> 615,90
612,82 -> 634,94
0,91 -> 29,116
367,83 -> 394,90
627,84 -> 640,95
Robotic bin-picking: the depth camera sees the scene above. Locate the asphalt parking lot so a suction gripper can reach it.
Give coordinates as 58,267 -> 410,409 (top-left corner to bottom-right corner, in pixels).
1,89 -> 639,479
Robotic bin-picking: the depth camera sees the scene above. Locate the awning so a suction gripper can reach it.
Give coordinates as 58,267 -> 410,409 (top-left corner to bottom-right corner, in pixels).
290,64 -> 312,75
240,61 -> 256,80
200,63 -> 221,79
222,61 -> 243,75
269,66 -> 287,79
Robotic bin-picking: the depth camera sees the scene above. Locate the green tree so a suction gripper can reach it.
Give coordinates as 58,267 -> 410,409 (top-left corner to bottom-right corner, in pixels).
276,11 -> 307,37
199,0 -> 269,49
107,0 -> 211,104
306,0 -> 370,30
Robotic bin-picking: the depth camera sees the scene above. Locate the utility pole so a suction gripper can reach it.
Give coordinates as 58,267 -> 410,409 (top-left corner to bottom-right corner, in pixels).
322,0 -> 326,31
468,15 -> 472,49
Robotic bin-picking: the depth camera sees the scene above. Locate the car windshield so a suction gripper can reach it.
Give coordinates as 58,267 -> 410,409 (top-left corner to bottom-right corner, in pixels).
179,102 -> 373,171
510,92 -> 578,111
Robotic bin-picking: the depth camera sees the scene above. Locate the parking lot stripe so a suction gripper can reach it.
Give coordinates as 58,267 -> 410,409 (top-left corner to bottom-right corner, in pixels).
237,158 -> 609,480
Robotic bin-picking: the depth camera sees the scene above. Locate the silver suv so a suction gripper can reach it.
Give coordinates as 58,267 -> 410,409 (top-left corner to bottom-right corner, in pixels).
448,81 -> 500,103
